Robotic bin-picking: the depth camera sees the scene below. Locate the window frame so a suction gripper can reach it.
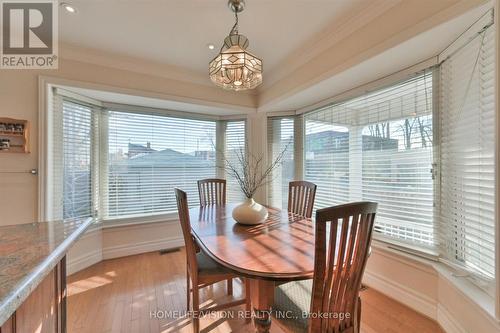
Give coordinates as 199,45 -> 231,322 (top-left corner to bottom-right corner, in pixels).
61,95 -> 95,219
266,115 -> 296,209
295,34 -> 496,291
222,119 -> 248,203
99,107 -> 248,221
98,115 -> 248,225
268,98 -> 440,260
103,108 -> 219,218
44,88 -> 102,221
301,70 -> 438,249
435,19 -> 497,293
43,87 -> 249,225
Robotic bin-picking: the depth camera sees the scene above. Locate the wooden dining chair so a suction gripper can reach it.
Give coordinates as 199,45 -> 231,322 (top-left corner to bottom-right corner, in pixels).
197,178 -> 226,206
174,188 -> 250,332
288,181 -> 317,218
273,202 -> 377,333
196,178 -> 234,294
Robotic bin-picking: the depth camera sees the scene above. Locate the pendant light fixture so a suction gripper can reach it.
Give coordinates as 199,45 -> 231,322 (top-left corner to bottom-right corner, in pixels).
209,0 -> 263,91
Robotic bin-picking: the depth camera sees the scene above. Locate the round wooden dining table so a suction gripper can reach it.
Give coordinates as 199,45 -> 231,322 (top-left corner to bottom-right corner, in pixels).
189,203 -> 316,333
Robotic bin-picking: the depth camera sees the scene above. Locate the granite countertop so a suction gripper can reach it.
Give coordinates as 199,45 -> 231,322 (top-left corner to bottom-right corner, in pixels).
0,217 -> 94,325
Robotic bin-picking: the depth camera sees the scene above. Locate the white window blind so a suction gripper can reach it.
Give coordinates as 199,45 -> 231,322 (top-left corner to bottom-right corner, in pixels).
62,100 -> 95,219
304,72 -> 435,246
439,23 -> 496,279
106,110 -> 217,218
225,120 -> 246,202
304,119 -> 350,209
267,117 -> 295,209
48,91 -> 98,221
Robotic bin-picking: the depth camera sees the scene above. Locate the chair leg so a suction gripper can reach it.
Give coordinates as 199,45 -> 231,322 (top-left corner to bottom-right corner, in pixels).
245,278 -> 251,323
226,278 -> 233,296
355,296 -> 362,333
192,284 -> 200,333
186,267 -> 190,312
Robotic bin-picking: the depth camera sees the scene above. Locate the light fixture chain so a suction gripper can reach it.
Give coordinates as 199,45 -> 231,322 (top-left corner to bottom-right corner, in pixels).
209,0 -> 262,91
230,10 -> 239,35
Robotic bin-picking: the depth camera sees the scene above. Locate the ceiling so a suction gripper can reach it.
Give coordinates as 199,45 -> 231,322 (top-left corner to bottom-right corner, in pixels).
59,0 -> 375,76
261,1 -> 492,112
62,0 -> 483,118
57,0 -> 491,115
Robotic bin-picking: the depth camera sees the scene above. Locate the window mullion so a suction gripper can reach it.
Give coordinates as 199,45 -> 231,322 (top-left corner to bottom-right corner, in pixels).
98,109 -> 109,219
349,125 -> 363,201
216,120 -> 226,179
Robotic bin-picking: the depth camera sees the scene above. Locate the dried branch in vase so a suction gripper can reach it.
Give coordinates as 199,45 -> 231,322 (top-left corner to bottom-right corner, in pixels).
213,140 -> 291,199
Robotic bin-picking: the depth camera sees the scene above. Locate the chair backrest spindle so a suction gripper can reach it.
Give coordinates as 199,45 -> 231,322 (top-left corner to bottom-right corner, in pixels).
288,181 -> 317,218
197,178 -> 226,206
309,202 -> 377,333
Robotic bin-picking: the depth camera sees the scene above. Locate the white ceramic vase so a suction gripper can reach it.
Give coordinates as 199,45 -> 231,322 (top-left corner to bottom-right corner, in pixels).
232,198 -> 268,225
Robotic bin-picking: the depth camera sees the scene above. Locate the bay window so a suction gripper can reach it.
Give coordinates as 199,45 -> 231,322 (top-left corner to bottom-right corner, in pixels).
295,16 -> 495,286
105,110 -> 217,217
49,94 -> 246,221
49,9 -> 495,291
304,72 -> 435,248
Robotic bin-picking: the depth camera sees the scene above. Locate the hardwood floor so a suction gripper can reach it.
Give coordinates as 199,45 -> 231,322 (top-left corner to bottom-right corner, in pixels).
67,249 -> 444,333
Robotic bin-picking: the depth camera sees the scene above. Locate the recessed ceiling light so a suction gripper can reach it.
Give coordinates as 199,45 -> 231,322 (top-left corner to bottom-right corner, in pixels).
61,3 -> 77,13
207,44 -> 215,50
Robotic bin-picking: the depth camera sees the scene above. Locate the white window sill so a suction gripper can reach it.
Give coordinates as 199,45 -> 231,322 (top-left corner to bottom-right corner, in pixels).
100,212 -> 179,229
372,234 -> 439,260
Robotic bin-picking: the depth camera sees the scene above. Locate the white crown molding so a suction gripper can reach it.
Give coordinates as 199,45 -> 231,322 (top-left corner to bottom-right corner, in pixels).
56,0 -> 400,98
259,0 -> 402,90
55,1 -> 403,102
59,42 -> 256,99
39,75 -> 257,116
257,0 -> 490,111
58,1 -> 487,113
59,43 -> 208,85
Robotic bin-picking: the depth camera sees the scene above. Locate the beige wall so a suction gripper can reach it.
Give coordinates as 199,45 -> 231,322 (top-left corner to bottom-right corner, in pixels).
0,69 -> 40,224
0,58 -> 255,225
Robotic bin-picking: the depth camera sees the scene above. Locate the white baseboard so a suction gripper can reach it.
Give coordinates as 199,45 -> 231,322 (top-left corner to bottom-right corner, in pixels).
67,248 -> 102,275
437,304 -> 467,333
102,237 -> 184,260
364,270 -> 476,333
68,237 -> 184,275
363,270 -> 438,320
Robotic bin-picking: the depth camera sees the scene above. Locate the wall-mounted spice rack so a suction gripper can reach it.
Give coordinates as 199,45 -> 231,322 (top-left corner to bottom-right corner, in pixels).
0,118 -> 30,153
